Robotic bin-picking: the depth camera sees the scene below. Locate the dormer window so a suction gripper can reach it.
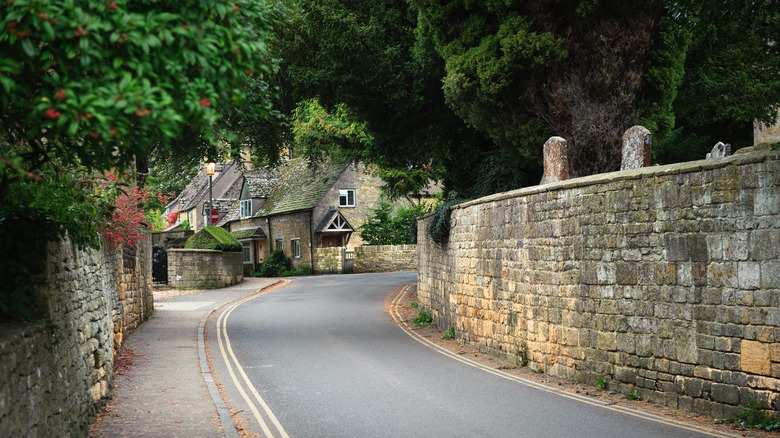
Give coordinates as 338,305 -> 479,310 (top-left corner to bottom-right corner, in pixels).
338,189 -> 355,207
240,199 -> 253,218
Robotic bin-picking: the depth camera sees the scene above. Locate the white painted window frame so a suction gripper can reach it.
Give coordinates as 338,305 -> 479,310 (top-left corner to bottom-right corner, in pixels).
291,238 -> 301,259
240,199 -> 253,219
242,241 -> 252,264
338,189 -> 356,207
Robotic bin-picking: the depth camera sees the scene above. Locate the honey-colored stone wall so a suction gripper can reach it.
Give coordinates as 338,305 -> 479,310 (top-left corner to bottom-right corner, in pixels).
418,148 -> 780,418
167,249 -> 243,289
354,245 -> 417,273
1,236 -> 152,437
314,247 -> 343,274
754,110 -> 780,146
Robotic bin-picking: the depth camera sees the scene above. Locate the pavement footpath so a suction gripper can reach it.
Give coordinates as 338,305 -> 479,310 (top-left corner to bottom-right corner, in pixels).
89,278 -> 279,438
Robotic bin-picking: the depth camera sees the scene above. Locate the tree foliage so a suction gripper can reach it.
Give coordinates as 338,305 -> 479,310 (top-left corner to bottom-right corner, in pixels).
272,0 -> 531,199
0,0 -> 280,317
414,0 -> 685,177
359,202 -> 431,246
274,0 -> 779,194
654,0 -> 780,163
0,0 -> 279,195
291,98 -> 373,164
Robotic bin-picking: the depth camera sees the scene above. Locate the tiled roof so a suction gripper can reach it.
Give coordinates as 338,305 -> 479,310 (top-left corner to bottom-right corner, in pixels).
217,166 -> 282,226
244,166 -> 281,198
257,158 -> 346,217
166,160 -> 244,212
216,200 -> 241,227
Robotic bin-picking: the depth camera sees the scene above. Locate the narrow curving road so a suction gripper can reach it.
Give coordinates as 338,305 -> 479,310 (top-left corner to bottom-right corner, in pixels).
208,272 -> 726,438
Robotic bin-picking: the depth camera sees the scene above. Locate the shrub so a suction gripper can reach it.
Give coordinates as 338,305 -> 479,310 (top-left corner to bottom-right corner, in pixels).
280,264 -> 313,277
427,194 -> 465,245
251,249 -> 293,277
185,226 -> 242,251
0,209 -> 59,320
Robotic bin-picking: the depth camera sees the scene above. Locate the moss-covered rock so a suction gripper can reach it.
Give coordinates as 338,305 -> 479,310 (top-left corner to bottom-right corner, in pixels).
184,226 -> 242,252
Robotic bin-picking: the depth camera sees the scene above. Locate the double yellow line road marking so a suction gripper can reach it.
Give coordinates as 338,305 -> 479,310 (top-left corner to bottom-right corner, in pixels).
210,286 -> 290,438
388,284 -> 736,438
208,281 -> 734,438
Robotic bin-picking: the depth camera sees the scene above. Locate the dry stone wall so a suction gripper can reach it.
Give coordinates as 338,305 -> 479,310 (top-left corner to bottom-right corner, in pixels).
354,245 -> 417,273
167,248 -> 243,289
116,238 -> 153,347
417,148 -> 780,418
0,235 -> 151,437
314,247 -> 343,274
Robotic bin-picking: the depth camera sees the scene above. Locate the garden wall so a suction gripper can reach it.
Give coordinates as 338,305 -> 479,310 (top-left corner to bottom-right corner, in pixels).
354,244 -> 417,273
167,249 -> 243,289
312,245 -> 417,274
0,235 -> 152,437
314,247 -> 343,274
417,147 -> 780,418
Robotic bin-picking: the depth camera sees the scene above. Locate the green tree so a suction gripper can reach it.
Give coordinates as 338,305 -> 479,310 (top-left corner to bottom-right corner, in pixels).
0,0 -> 279,198
0,0 -> 281,318
360,202 -> 431,245
275,0 -> 776,199
273,0 -> 534,199
144,148 -> 201,202
291,98 -> 373,164
654,0 -> 780,163
414,0 -> 688,177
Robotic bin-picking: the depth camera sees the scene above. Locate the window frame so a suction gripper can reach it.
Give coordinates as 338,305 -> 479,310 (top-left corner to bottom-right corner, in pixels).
240,199 -> 253,219
242,241 -> 252,264
275,238 -> 283,251
338,189 -> 356,208
291,238 -> 301,259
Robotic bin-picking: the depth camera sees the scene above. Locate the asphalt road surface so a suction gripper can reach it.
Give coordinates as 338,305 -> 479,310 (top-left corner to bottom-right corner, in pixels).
208,272 -> 726,438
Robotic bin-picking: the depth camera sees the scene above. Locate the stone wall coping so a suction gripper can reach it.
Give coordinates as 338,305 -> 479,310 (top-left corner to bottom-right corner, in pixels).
168,248 -> 224,254
422,148 -> 778,215
357,244 -> 417,250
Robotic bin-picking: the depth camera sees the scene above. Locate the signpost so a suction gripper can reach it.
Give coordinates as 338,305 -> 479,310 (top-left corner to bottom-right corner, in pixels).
209,210 -> 219,225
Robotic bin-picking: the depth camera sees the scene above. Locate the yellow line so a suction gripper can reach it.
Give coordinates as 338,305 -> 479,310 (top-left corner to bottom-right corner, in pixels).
221,295 -> 290,438
216,299 -> 275,437
389,286 -> 737,438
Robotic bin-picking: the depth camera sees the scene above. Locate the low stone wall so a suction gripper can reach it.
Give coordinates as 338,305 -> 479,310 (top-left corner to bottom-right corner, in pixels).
0,235 -> 151,437
167,249 -> 243,289
354,244 -> 417,273
314,247 -> 343,274
417,148 -> 780,418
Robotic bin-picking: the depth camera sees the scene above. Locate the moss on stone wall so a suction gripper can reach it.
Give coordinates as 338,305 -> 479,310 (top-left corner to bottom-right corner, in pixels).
185,226 -> 242,251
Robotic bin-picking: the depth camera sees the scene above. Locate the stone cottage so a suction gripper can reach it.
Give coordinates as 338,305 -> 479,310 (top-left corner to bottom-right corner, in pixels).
221,157 -> 386,274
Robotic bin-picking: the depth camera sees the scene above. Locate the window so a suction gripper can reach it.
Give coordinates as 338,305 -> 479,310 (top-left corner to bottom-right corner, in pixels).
338,189 -> 355,207
275,238 -> 283,251
291,239 -> 301,259
240,199 -> 253,219
242,242 -> 252,263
